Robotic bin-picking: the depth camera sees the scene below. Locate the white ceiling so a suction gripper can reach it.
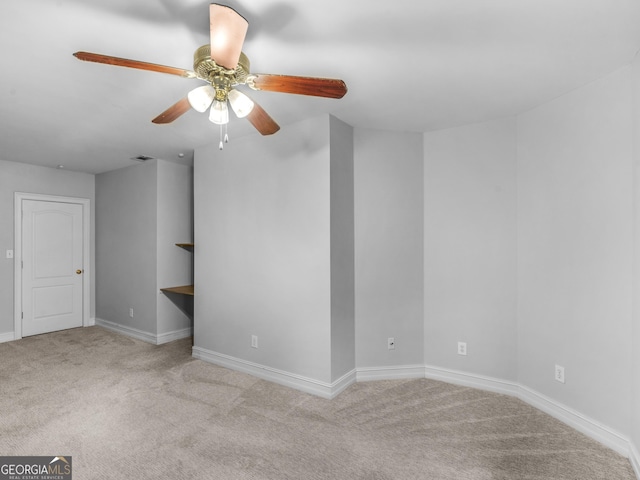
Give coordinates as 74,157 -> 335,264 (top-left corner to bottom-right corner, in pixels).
1,0 -> 640,174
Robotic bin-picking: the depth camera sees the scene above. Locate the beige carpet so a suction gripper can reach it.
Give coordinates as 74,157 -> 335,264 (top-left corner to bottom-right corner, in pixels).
0,326 -> 635,479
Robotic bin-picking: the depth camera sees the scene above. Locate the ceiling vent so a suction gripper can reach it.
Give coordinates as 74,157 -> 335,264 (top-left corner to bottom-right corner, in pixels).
131,155 -> 155,162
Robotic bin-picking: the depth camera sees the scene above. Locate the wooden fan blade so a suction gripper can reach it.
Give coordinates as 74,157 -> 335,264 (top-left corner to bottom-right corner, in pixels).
209,4 -> 248,70
152,97 -> 192,124
246,101 -> 280,135
249,74 -> 347,99
73,52 -> 196,78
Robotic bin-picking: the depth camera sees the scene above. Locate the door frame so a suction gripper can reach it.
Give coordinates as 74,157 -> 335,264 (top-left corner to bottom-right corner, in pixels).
14,192 -> 91,340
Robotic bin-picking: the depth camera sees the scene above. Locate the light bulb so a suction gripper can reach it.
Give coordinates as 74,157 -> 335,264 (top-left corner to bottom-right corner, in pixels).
228,89 -> 254,118
187,85 -> 215,113
209,100 -> 229,125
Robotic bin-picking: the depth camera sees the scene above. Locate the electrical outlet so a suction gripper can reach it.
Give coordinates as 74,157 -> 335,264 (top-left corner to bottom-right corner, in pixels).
251,335 -> 258,349
457,342 -> 467,356
6,250 -> 13,259
555,364 -> 565,384
388,337 -> 395,350
129,308 -> 134,318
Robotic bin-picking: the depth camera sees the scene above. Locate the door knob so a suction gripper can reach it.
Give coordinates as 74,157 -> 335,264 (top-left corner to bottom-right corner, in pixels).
76,269 -> 83,274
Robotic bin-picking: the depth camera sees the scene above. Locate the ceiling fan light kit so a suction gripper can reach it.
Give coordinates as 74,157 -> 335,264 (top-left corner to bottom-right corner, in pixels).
187,85 -> 216,113
227,89 -> 254,118
73,3 -> 347,150
209,100 -> 229,125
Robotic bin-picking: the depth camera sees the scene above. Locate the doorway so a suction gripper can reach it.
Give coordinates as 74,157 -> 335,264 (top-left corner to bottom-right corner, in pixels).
14,193 -> 91,339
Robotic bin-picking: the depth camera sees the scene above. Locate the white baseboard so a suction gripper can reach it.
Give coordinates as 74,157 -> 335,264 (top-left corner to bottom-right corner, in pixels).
0,331 -> 15,344
96,318 -> 157,344
358,363 -> 635,471
157,327 -> 192,345
518,385 -> 630,457
630,441 -> 640,479
192,346 -> 356,399
332,369 -> 358,397
357,364 -> 425,382
2,318 -> 95,342
185,348 -> 640,474
424,364 -> 520,397
96,318 -> 192,345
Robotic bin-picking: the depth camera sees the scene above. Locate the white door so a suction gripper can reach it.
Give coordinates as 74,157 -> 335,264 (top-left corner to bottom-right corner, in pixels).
21,200 -> 84,337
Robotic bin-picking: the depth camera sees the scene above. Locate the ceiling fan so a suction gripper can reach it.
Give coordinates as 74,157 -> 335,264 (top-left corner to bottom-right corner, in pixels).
73,3 -> 347,148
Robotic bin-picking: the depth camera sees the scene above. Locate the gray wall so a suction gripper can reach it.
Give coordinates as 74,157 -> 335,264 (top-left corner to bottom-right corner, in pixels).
0,160 -> 95,336
421,67 -> 640,454
422,67 -> 638,445
423,118 -> 518,380
157,160 -> 193,335
96,159 -> 193,338
354,128 -> 424,368
96,161 -> 158,334
194,116 -> 334,382
330,117 -> 355,381
633,53 -> 640,462
194,120 -> 425,381
517,66 -> 633,435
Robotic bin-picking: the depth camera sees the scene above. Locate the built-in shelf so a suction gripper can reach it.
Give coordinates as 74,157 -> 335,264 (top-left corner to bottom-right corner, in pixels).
161,243 -> 194,296
160,285 -> 194,296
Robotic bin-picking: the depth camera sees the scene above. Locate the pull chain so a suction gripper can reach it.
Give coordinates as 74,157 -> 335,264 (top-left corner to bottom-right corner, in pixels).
218,124 -> 230,150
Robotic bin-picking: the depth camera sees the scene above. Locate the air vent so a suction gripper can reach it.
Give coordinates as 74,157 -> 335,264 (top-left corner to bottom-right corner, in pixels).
131,155 -> 155,162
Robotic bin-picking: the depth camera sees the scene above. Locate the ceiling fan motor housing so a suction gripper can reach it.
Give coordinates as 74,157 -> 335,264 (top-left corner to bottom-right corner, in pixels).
193,44 -> 250,86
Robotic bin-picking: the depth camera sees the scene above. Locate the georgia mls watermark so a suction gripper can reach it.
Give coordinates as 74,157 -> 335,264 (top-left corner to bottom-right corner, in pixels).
0,457 -> 71,480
